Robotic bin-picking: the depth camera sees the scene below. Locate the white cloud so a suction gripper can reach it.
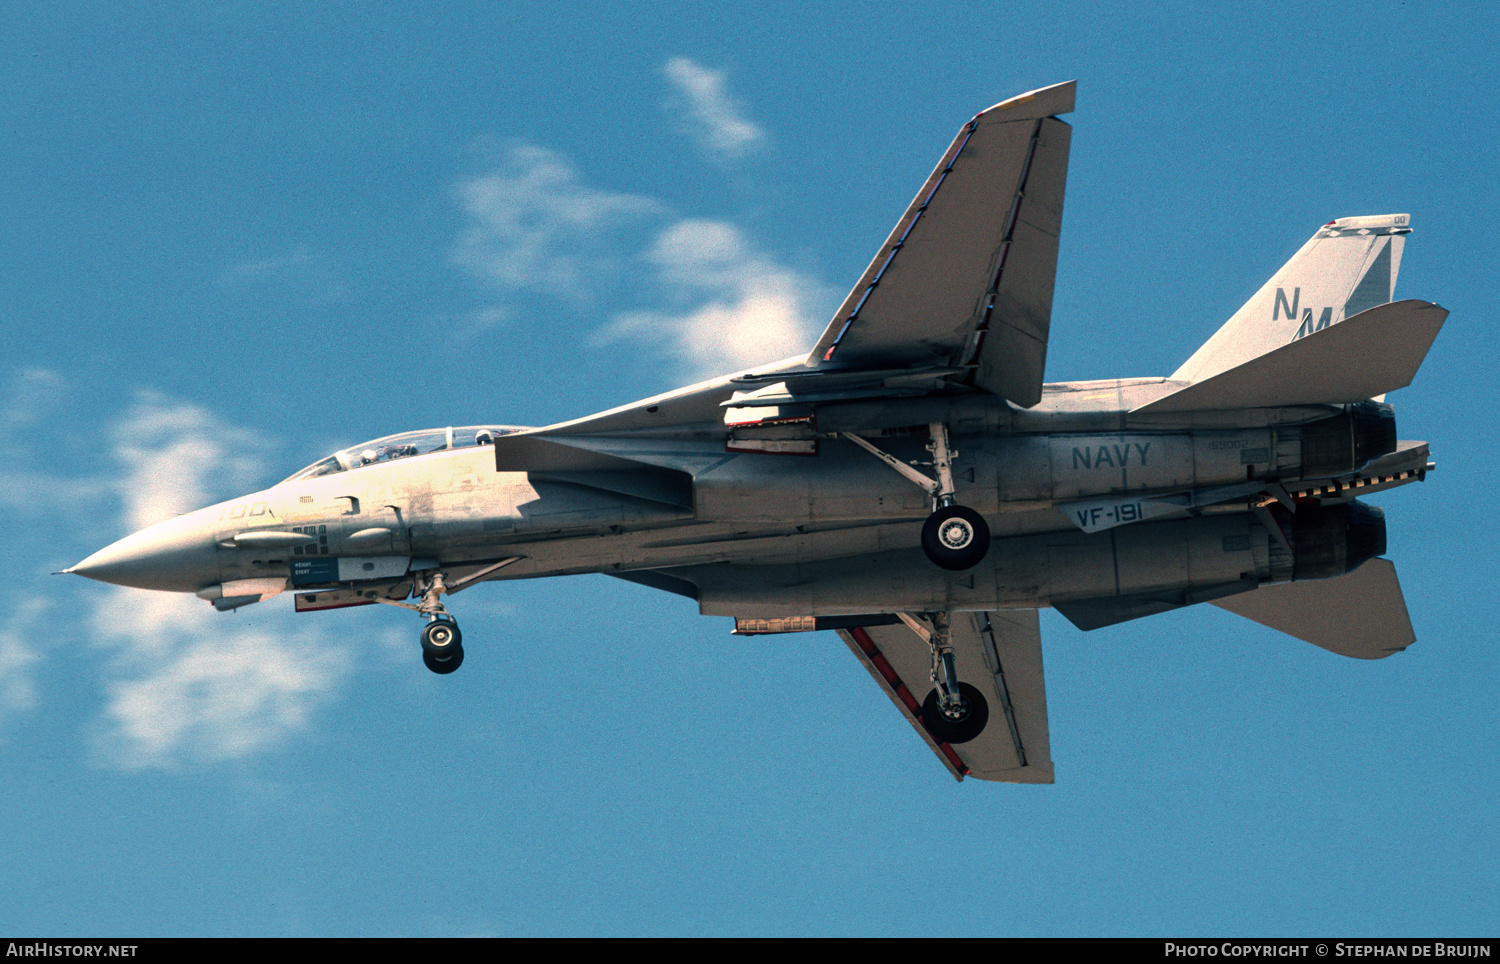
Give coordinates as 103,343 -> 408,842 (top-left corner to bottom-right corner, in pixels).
112,392 -> 269,531
218,244 -> 349,306
602,219 -> 832,379
662,57 -> 766,161
90,590 -> 355,769
453,143 -> 661,298
0,370 -> 116,516
0,600 -> 47,730
0,379 -> 355,763
76,394 -> 360,769
0,469 -> 113,515
2,368 -> 65,428
449,131 -> 832,380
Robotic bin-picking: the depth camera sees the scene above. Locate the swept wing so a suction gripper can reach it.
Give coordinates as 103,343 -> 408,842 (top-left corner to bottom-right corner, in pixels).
838,610 -> 1053,783
807,81 -> 1075,408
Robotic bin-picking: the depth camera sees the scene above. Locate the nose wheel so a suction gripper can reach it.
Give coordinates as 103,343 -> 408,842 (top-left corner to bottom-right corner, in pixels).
377,572 -> 470,675
421,617 -> 464,674
414,572 -> 464,675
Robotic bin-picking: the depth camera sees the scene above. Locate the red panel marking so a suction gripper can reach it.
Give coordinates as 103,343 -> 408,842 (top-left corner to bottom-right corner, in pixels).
938,743 -> 969,774
853,626 -> 923,713
851,627 -> 960,773
848,626 -> 879,655
893,684 -> 920,715
869,652 -> 900,685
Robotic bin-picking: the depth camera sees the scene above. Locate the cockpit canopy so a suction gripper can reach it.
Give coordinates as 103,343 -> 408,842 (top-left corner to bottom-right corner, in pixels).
281,425 -> 529,484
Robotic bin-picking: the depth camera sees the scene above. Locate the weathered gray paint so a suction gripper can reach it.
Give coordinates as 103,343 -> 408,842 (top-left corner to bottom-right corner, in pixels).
66,85 -> 1442,785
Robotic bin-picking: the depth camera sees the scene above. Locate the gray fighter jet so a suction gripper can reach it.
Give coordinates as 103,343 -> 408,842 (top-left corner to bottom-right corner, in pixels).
67,82 -> 1445,783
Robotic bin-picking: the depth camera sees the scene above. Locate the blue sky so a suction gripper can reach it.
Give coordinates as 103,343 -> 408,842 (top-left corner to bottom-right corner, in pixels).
2,1 -> 1496,936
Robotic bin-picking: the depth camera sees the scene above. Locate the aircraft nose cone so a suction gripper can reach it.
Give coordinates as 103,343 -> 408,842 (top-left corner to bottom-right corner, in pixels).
67,512 -> 219,593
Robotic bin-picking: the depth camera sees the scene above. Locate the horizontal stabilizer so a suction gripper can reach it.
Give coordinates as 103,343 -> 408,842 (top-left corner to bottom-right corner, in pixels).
1055,580 -> 1256,631
1134,300 -> 1447,414
1211,558 -> 1415,659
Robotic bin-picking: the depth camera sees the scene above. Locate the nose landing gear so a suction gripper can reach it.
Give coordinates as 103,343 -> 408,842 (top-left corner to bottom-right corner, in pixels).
420,616 -> 464,674
413,572 -> 464,674
376,571 -> 465,674
373,559 -> 522,676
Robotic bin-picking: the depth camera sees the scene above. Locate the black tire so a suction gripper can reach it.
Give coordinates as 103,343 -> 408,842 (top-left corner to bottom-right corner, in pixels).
921,505 -> 991,571
921,682 -> 989,744
420,618 -> 462,656
423,644 -> 464,675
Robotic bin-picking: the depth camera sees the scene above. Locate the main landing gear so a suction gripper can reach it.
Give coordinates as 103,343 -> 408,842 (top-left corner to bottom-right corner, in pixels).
913,612 -> 989,745
921,504 -> 990,571
841,421 -> 991,571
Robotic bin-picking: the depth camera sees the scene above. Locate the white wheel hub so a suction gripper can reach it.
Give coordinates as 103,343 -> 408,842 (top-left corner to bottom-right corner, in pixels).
939,519 -> 974,550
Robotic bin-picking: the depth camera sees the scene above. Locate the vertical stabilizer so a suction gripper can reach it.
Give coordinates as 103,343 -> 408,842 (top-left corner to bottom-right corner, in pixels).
1173,215 -> 1410,384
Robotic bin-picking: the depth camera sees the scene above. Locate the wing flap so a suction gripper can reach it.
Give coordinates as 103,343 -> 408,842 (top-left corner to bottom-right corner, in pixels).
969,610 -> 1054,783
974,116 -> 1071,406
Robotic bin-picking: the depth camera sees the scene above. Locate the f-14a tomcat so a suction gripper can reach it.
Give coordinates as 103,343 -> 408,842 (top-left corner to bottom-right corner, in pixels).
67,82 -> 1445,783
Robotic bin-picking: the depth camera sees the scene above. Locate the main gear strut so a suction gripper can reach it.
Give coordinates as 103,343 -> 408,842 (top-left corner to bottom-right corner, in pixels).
841,422 -> 992,570
899,612 -> 990,745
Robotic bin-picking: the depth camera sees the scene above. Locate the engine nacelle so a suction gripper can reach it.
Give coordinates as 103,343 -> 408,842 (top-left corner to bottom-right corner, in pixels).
1297,401 -> 1397,478
1277,500 -> 1387,582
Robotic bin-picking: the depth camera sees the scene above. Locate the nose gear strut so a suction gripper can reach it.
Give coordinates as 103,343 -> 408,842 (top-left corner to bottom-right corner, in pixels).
414,572 -> 464,673
372,557 -> 524,675
374,570 -> 466,675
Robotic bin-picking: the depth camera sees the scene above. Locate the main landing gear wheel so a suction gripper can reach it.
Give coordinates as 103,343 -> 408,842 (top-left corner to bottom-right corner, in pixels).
421,618 -> 464,674
921,505 -> 991,571
921,681 -> 989,745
